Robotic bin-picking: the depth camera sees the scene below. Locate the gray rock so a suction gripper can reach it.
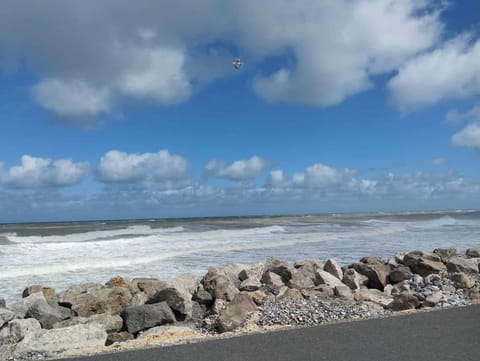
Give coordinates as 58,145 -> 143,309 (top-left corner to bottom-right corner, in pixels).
105,276 -> 129,288
433,247 -> 457,262
193,290 -> 214,307
301,287 -> 334,299
353,289 -> 393,308
191,301 -> 206,324
395,252 -> 406,264
403,251 -> 442,266
388,292 -> 420,311
0,318 -> 41,345
446,257 -> 479,274
342,268 -> 368,290
58,283 -> 104,307
129,278 -> 166,299
389,266 -> 413,284
9,292 -> 47,319
324,259 -> 343,280
25,301 -> 72,329
334,285 -> 353,299
211,299 -> 227,315
238,263 -> 264,281
121,302 -> 175,334
168,274 -> 198,295
405,254 -> 446,277
222,264 -> 248,288
240,277 -> 262,292
261,271 -> 285,294
130,291 -> 148,307
424,291 -> 443,307
360,256 -> 386,265
106,331 -> 134,346
22,286 -> 58,306
0,308 -> 14,329
449,272 -> 475,289
53,313 -> 123,333
288,267 -> 316,290
0,298 -> 5,309
351,263 -> 392,290
466,248 -> 480,258
15,323 -> 107,355
202,268 -> 239,302
293,259 -> 323,270
277,288 -> 304,301
315,270 -> 345,288
263,257 -> 293,283
71,287 -> 132,317
147,287 -> 193,320
383,284 -> 394,296
216,294 -> 257,333
247,290 -> 268,305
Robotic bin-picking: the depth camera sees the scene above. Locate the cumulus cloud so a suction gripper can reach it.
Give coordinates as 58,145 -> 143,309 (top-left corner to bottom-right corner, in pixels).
291,164 -> 356,188
205,156 -> 270,181
389,33 -> 480,111
445,103 -> 480,125
0,155 -> 89,188
452,123 -> 480,149
96,150 -> 191,187
0,0 -> 445,119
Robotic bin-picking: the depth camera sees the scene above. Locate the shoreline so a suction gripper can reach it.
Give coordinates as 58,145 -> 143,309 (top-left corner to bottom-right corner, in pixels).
1,247 -> 479,360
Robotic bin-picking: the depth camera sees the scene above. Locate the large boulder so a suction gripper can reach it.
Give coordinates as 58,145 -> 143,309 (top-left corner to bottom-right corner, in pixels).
71,287 -> 132,317
216,294 -> 257,333
446,257 -> 479,274
240,277 -> 262,292
58,283 -> 103,308
288,267 -> 316,290
334,285 -> 353,300
168,274 -> 198,295
424,291 -> 443,307
277,288 -> 304,301
342,268 -> 368,290
294,259 -> 323,270
261,271 -> 285,294
402,252 -> 446,276
351,263 -> 392,290
238,264 -> 264,282
353,289 -> 393,308
433,247 -> 457,262
222,264 -> 248,288
315,270 -> 345,288
263,257 -> 293,284
14,323 -> 107,355
0,318 -> 41,345
360,257 -> 387,265
22,286 -> 58,306
147,287 -> 193,320
121,302 -> 175,334
403,251 -> 442,266
130,292 -> 148,307
193,290 -> 214,307
0,309 -> 14,329
137,325 -> 201,342
106,331 -> 134,346
389,266 -> 413,284
53,313 -> 123,333
388,292 -> 421,311
449,272 -> 475,289
105,276 -> 129,289
9,292 -> 47,319
324,259 -> 343,280
466,248 -> 480,258
302,286 -> 334,299
25,301 -> 72,329
129,278 -> 166,298
202,268 -> 239,302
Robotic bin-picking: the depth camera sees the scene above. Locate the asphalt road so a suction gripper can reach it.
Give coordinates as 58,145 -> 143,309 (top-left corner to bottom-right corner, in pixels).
62,305 -> 480,361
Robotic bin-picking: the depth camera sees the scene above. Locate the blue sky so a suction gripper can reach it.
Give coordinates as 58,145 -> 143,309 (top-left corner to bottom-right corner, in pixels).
0,0 -> 479,222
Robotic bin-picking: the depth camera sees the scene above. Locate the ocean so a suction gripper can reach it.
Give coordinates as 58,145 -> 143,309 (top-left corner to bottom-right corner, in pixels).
1,210 -> 479,304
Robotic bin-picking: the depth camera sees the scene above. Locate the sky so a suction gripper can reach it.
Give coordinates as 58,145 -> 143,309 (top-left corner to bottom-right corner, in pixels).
0,0 -> 480,222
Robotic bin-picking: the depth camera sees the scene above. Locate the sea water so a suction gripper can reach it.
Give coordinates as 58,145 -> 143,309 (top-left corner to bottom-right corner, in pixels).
1,210 -> 479,304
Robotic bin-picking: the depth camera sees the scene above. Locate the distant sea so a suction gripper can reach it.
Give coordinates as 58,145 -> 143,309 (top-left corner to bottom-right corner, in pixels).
1,210 -> 479,304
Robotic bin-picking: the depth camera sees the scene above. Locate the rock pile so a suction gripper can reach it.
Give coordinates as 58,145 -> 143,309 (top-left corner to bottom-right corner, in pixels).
0,247 -> 478,360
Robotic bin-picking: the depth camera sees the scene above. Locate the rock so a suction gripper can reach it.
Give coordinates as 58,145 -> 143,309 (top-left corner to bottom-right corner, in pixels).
324,259 -> 343,280
277,288 -> 304,301
301,288 -> 334,299
353,289 -> 393,308
391,281 -> 411,296
240,277 -> 262,292
334,285 -> 353,299
147,287 -> 193,320
191,301 -> 206,324
216,294 -> 257,333
222,263 -> 248,287
0,309 -> 14,329
261,271 -> 285,293
106,331 -> 133,346
193,290 -> 214,307
239,263 -> 264,281
446,257 -> 479,274
202,268 -> 239,302
383,284 -> 394,296
58,283 -> 104,307
211,299 -> 227,315
0,298 -> 5,308
395,252 -> 406,264
342,268 -> 368,290
466,248 -> 480,258
247,290 -> 268,305
449,273 -> 475,289
424,291 -> 443,307
9,292 -> 47,319
106,276 -> 129,288
25,301 -> 72,329
130,292 -> 148,307
410,259 -> 447,277
15,323 -> 107,355
294,259 -> 323,270
53,313 -> 123,333
389,266 -> 413,284
288,267 -> 316,290
0,318 -> 41,345
351,263 -> 392,290
468,289 -> 480,305
403,251 -> 442,266
388,292 -> 420,311
0,345 -> 14,360
315,270 -> 345,288
263,257 -> 293,283
433,247 -> 457,262
71,287 -> 132,317
137,325 -> 201,343
121,302 -> 176,334
22,286 -> 58,306
129,278 -> 166,298
360,257 -> 386,265
168,274 -> 198,295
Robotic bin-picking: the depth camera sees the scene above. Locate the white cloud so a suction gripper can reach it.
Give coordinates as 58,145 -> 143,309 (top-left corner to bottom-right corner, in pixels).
97,150 -> 191,187
445,103 -> 480,125
32,79 -> 111,117
0,155 -> 89,188
266,170 -> 286,188
432,158 -> 446,165
292,163 -> 356,188
0,0 -> 445,119
389,34 -> 480,111
452,123 -> 480,149
205,156 -> 270,181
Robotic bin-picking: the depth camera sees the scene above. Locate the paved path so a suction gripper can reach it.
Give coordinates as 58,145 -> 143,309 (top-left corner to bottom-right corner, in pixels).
62,305 -> 480,361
